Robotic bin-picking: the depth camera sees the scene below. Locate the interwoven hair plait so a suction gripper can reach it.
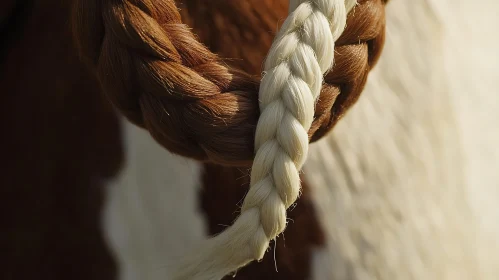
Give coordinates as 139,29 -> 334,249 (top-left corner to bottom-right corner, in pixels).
72,0 -> 387,167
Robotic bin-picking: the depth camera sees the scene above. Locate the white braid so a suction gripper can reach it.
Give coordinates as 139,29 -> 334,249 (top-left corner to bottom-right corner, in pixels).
173,1 -> 355,279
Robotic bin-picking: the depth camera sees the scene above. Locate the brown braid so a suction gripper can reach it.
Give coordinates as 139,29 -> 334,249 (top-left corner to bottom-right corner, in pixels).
72,0 -> 387,166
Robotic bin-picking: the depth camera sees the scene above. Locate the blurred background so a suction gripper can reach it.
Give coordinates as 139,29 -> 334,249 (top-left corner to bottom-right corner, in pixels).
1,0 -> 498,279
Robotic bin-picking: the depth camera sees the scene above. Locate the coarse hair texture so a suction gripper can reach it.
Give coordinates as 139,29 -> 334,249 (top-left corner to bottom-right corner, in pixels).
71,0 -> 387,167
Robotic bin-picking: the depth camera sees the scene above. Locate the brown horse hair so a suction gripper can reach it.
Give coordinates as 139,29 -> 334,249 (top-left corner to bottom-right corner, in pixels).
71,0 -> 387,167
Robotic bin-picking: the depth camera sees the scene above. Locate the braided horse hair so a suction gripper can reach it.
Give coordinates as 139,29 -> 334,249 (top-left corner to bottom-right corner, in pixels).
72,0 -> 387,278
72,0 -> 387,166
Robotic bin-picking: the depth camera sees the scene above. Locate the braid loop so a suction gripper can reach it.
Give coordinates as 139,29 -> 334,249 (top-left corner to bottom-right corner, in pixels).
71,0 -> 388,278
72,0 -> 387,167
